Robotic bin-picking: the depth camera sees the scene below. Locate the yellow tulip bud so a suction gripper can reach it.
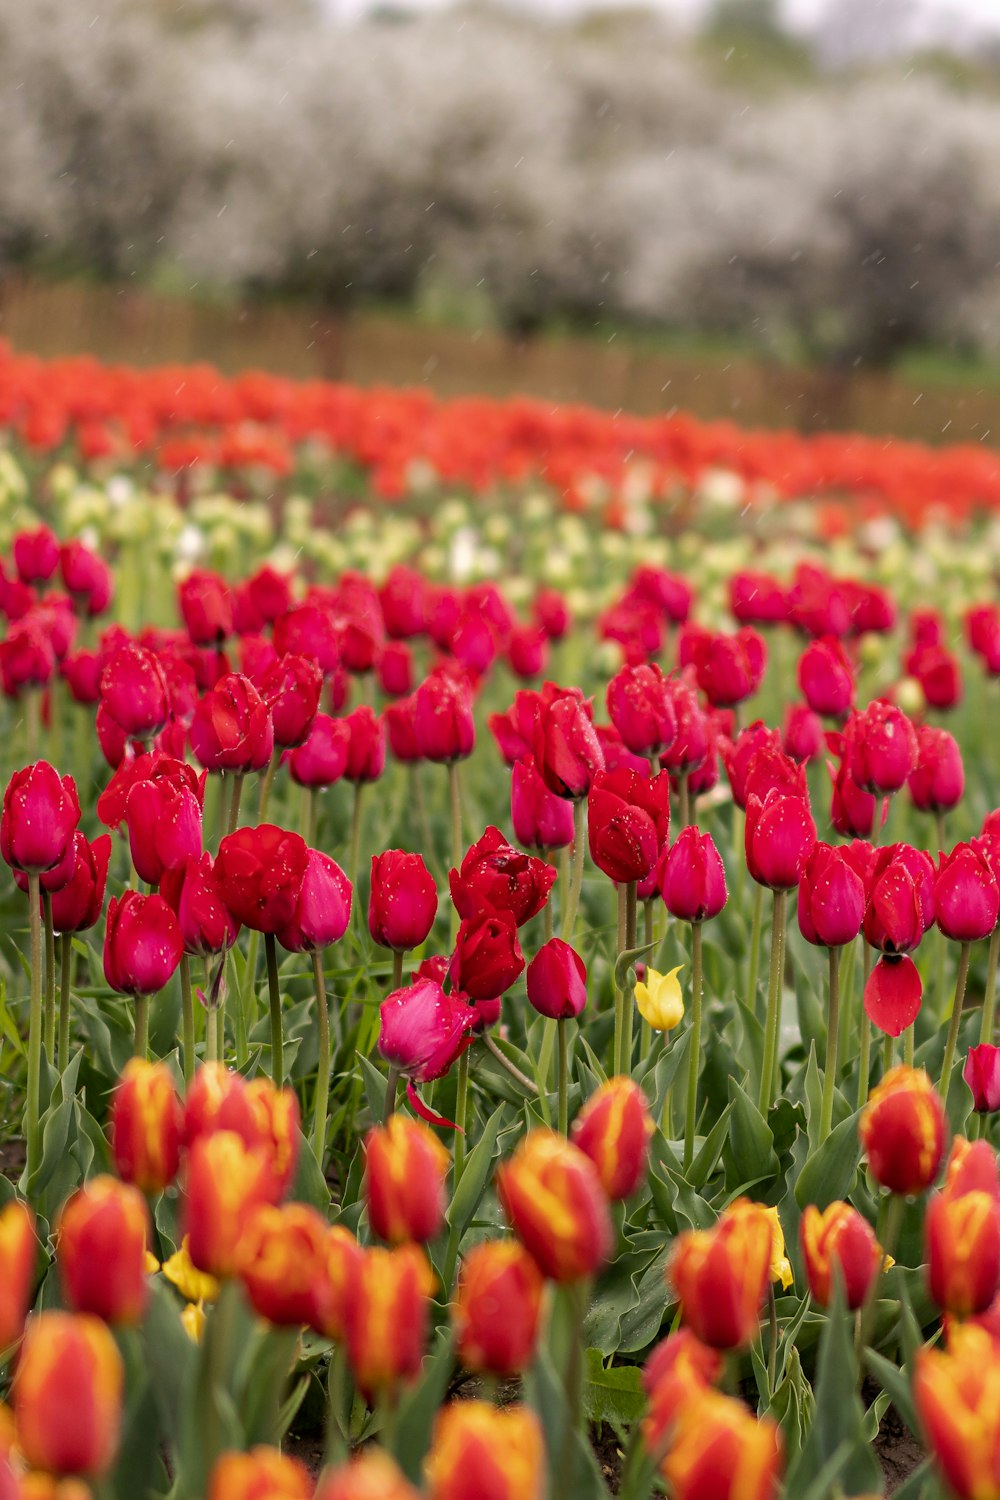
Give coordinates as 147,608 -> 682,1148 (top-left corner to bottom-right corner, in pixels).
762,1206 -> 793,1290
634,966 -> 684,1032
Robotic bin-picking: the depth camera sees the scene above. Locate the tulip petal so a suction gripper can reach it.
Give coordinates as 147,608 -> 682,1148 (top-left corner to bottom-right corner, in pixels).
864,954 -> 922,1037
406,1080 -> 463,1132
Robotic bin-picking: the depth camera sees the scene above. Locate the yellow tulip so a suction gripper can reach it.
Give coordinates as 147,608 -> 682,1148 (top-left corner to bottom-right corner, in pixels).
634,966 -> 684,1032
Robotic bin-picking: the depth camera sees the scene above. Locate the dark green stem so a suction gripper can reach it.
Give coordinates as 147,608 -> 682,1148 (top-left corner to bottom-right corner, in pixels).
561,797 -> 587,942
58,929 -> 72,1071
25,873 -> 43,1183
684,920 -> 704,1172
134,993 -> 149,1059
180,954 -> 195,1086
312,948 -> 331,1162
819,945 -> 841,1140
758,889 -> 787,1112
557,1018 -> 570,1135
940,940 -> 972,1100
42,892 -> 56,1061
265,932 -> 283,1089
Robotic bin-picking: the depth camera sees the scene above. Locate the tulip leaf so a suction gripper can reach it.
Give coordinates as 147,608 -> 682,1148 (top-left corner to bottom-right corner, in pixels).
290,1128 -> 331,1212
617,1252 -> 671,1353
864,1348 -> 920,1437
391,1328 -> 455,1482
524,1340 -> 613,1500
613,940 -> 656,996
725,1077 -> 776,1188
649,1029 -> 690,1122
143,1280 -> 199,1454
794,1110 -> 860,1211
582,1348 -> 645,1430
108,1378 -> 167,1500
357,1050 -> 391,1125
445,1103 -> 504,1243
688,1099 -> 734,1189
785,1281 -> 882,1495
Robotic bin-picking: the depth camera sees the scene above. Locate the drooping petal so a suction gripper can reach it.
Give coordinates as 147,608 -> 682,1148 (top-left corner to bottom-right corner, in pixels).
864,954 -> 923,1037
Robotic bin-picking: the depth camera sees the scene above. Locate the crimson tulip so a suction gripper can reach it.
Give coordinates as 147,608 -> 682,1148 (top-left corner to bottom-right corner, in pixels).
606,662 -> 676,755
412,669 -> 476,763
178,570 -> 233,645
1,762 -> 80,874
450,826 -> 555,926
526,938 -> 587,1020
845,700 -> 918,795
449,913 -> 524,1000
276,848 -> 352,952
378,641 -> 413,698
720,722 -> 779,811
13,526 -> 59,585
797,636 -> 855,718
510,756 -> 575,851
341,706 -> 385,782
533,687 -> 605,799
909,724 -> 964,813
744,788 -> 816,891
965,1045 -> 1000,1113
286,713 -> 349,788
160,853 -> 240,956
100,643 -> 170,740
781,703 -> 823,763
123,776 -> 202,887
797,843 -> 865,949
260,654 -> 323,748
189,672 -> 274,773
273,603 -> 339,675
215,824 -> 309,934
60,539 -> 113,616
103,892 -> 183,997
659,827 -> 727,923
49,832 -> 112,933
659,675 -> 710,776
693,627 -> 766,708
936,843 -> 999,943
369,851 -> 438,952
588,768 -> 670,884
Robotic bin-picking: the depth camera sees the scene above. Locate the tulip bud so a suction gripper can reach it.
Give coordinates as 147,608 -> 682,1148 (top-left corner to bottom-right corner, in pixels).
693,628 -> 767,709
668,1199 -> 773,1350
100,644 -> 169,739
782,702 -> 823,763
123,776 -> 202,887
57,1177 -> 150,1326
533,689 -> 605,799
859,1065 -> 945,1196
412,670 -> 476,763
369,851 -> 438,952
342,706 -> 386,783
237,1203 -> 330,1327
497,1129 -> 612,1282
0,1200 -> 36,1347
14,526 -> 59,585
344,1244 -> 435,1403
178,570 -> 233,646
1,763 -> 80,875
846,700 -> 918,795
103,891 -> 183,997
453,1242 -> 544,1377
14,1313 -> 123,1477
509,756 -> 575,852
606,663 -> 676,756
313,1226 -> 363,1343
661,1388 -> 782,1500
660,827 -> 727,923
799,1202 -> 881,1310
183,1131 -> 278,1278
315,1452 -> 421,1500
915,1325 -> 1000,1500
571,1077 -> 653,1200
909,725 -> 964,813
286,714 -> 350,788
207,1448 -> 311,1500
424,1402 -> 545,1500
48,832 -> 111,934
587,769 -> 670,885
634,965 -> 684,1032
260,654 -> 322,748
935,843 -> 999,943
160,853 -> 239,957
449,913 -> 524,1001
797,637 -> 855,718
965,1044 -> 1000,1114
364,1117 -> 449,1245
525,938 -> 587,1021
797,842 -> 865,948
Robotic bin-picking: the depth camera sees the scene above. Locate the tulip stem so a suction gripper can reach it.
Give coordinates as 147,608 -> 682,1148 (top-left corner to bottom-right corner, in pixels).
684,920 -> 704,1172
257,752 -> 279,822
263,932 -> 284,1088
448,760 -> 464,873
767,1283 -> 779,1396
857,946 -> 873,1110
758,890 -> 787,1113
614,884 -> 627,1080
24,872 -> 43,1184
557,1019 -> 570,1134
304,785 -> 318,846
453,1049 -> 470,1185
226,772 -> 245,835
309,949 -> 332,1162
640,900 -> 655,1061
678,769 -> 691,830
42,891 -> 56,1061
858,1192 -> 904,1359
483,1033 -> 539,1095
622,882 -> 637,1074
819,945 -> 841,1140
179,955 -> 195,1086
838,936 -> 857,1071
747,882 -> 764,1021
881,1031 -> 894,1076
903,1024 -> 914,1067
940,940 -> 972,1101
58,930 -> 72,1072
980,927 -> 1000,1044
561,798 -> 587,943
556,1280 -> 588,1500
215,772 -> 228,853
134,993 -> 149,1059
392,949 -> 404,992
349,782 -> 365,894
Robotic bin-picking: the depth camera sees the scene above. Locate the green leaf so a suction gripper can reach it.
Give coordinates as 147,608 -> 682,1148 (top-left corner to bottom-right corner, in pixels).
446,1104 -> 504,1243
357,1050 -> 390,1124
391,1329 -> 455,1483
614,940 -> 656,994
794,1110 -> 861,1211
524,1342 -> 610,1500
688,1100 -> 734,1190
864,1349 -> 920,1437
725,1076 -> 776,1187
582,1349 -> 645,1429
786,1281 -> 882,1495
290,1129 -> 331,1213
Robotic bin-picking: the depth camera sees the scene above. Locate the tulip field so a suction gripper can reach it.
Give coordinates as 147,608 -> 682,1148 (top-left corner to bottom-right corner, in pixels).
4,342 -> 1000,1500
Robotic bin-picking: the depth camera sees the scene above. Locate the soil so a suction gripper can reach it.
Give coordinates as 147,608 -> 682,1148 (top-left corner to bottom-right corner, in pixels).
868,1392 -> 926,1495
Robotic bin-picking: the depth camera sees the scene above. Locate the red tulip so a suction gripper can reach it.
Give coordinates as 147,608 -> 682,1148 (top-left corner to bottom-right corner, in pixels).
572,1077 -> 652,1199
178,570 -> 233,645
744,788 -> 816,891
13,526 -> 59,585
342,706 -> 385,782
489,689 -> 546,766
908,725 -> 964,813
533,687 -> 605,799
660,827 -> 727,923
379,564 -> 429,639
797,637 -> 854,718
588,768 -> 670,884
510,756 -> 576,851
720,722 -> 778,811
276,848 -> 352,952
827,733 -> 878,838
123,776 -> 202,886
864,844 -> 935,954
260,654 -> 323,748
215,825 -> 309,935
449,913 -> 524,1000
1,762 -> 80,874
729,570 -> 787,625
935,843 -> 999,942
606,663 -> 677,755
61,648 -> 103,705
369,851 -> 438,952
377,980 -> 478,1101
450,826 -> 556,927
190,672 -> 274,773
160,852 -> 240,956
526,938 -> 587,1020
845,700 -> 918,795
797,842 -> 865,948
57,1177 -> 150,1326
100,644 -> 170,739
507,625 -> 548,680
286,713 -> 350,788
273,603 -> 338,675
693,627 -> 766,708
0,619 -> 54,697
965,1045 -> 1000,1114
378,641 -> 413,698
60,540 -> 113,616
103,892 -> 183,996
49,832 -> 111,933
412,669 -> 476,763
659,676 -> 711,775
110,1058 -> 183,1194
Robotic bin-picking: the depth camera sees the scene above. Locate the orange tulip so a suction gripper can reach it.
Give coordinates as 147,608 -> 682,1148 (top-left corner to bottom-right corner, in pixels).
915,1324 -> 1000,1500
424,1401 -> 544,1500
344,1245 -> 435,1403
668,1199 -> 772,1350
0,1200 -> 36,1348
14,1313 -> 123,1478
364,1116 -> 449,1245
314,1452 -> 421,1500
799,1202 -> 882,1311
237,1203 -> 330,1327
454,1241 -> 544,1377
207,1447 -> 312,1500
313,1226 -> 364,1343
183,1131 -> 277,1278
57,1177 -> 150,1326
571,1076 -> 653,1201
496,1130 -> 612,1282
110,1058 -> 183,1195
661,1389 -> 781,1500
859,1064 -> 945,1195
